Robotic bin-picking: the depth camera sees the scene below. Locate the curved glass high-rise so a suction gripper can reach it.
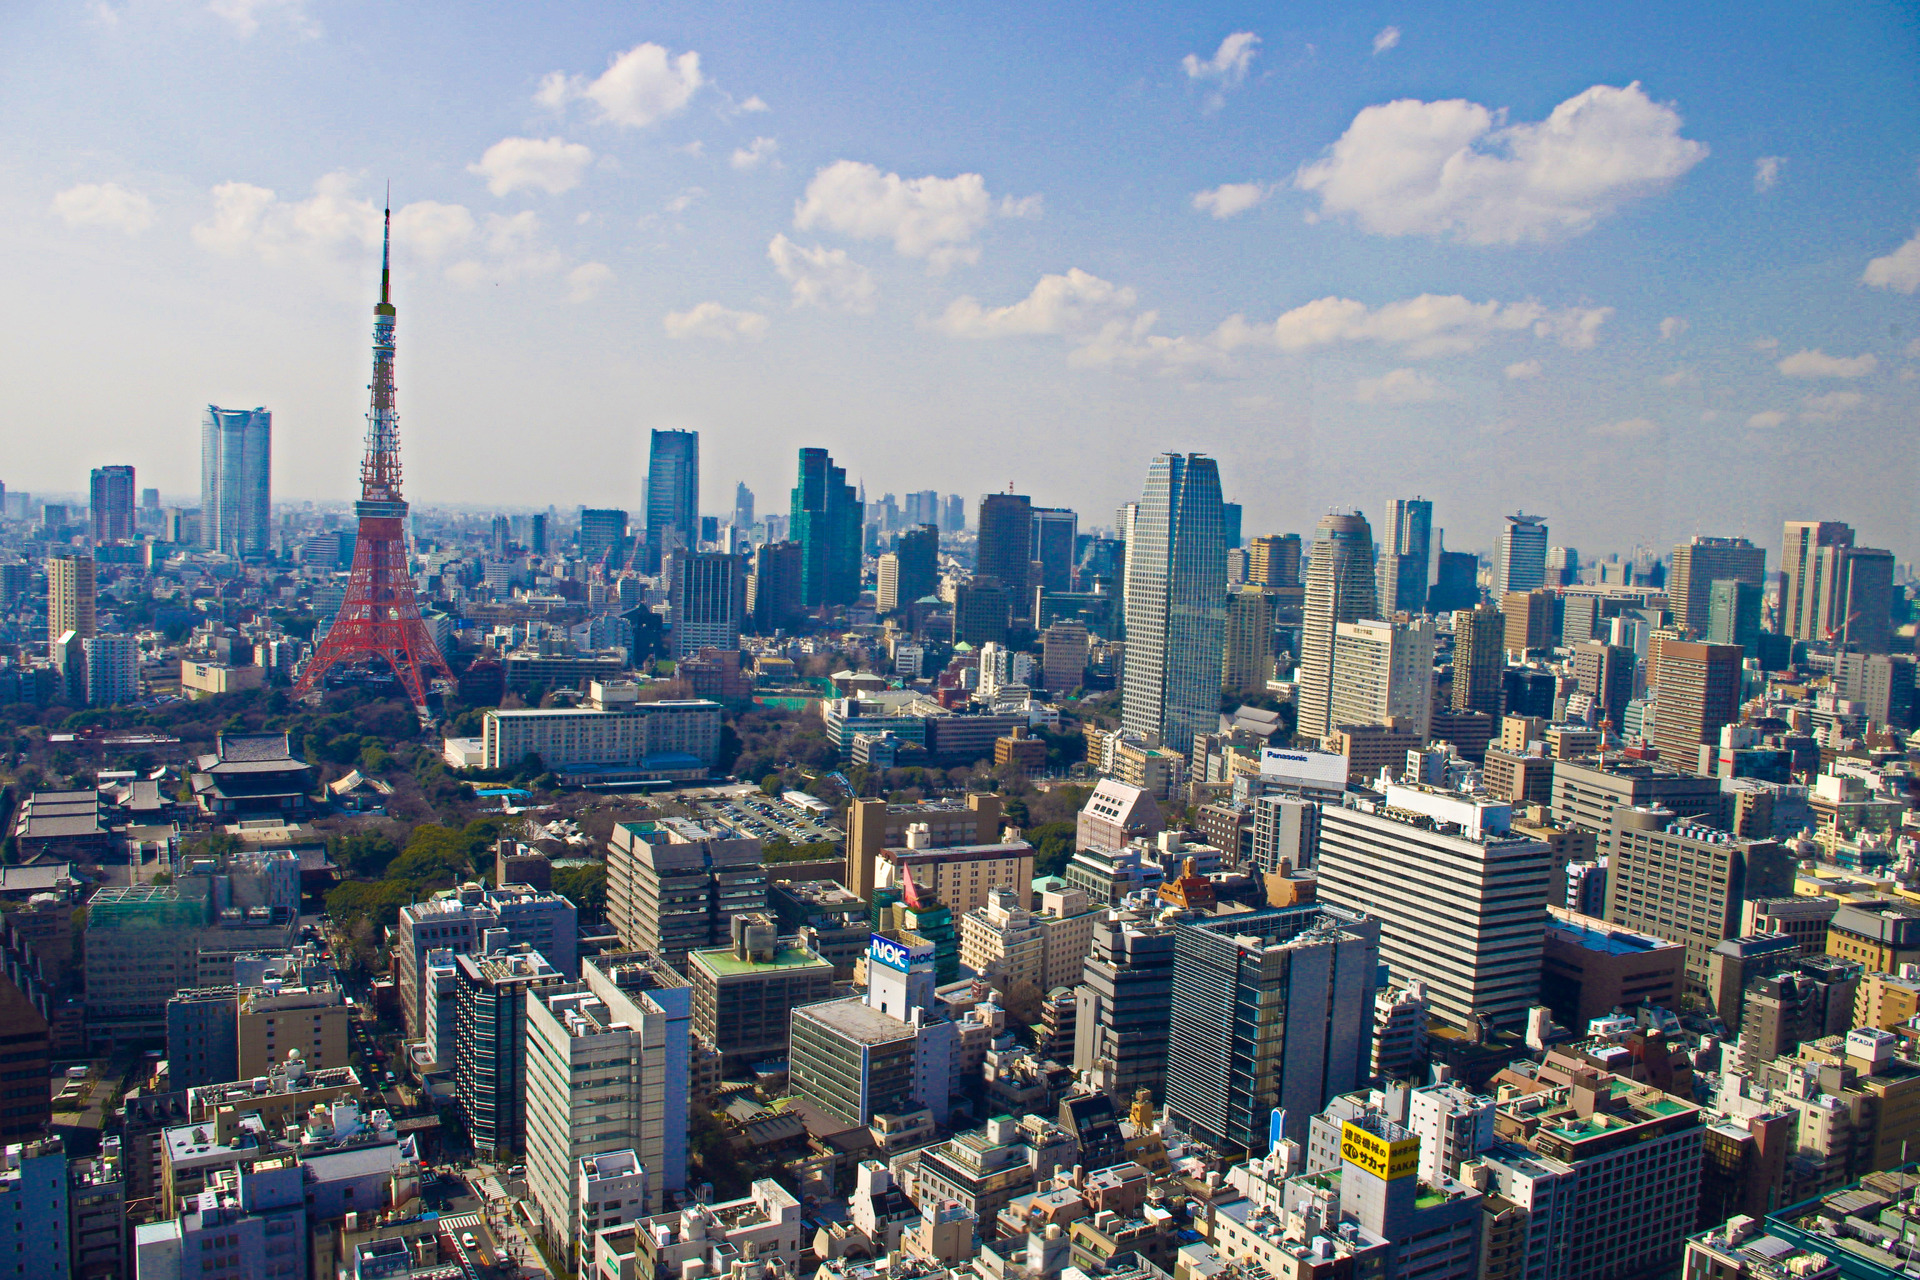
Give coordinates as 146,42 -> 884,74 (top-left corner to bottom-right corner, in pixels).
645,428 -> 700,569
1295,511 -> 1378,742
200,406 -> 271,558
1121,452 -> 1226,754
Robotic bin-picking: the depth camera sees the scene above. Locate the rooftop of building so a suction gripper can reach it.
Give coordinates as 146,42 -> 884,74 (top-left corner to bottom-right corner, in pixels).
1545,907 -> 1683,957
793,996 -> 920,1046
487,698 -> 719,717
691,943 -> 835,978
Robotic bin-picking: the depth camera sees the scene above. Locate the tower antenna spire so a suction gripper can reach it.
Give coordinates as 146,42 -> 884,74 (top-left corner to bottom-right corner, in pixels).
379,183 -> 392,307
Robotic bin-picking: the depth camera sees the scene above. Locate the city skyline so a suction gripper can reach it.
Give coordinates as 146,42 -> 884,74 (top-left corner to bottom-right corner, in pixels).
4,2 -> 1917,561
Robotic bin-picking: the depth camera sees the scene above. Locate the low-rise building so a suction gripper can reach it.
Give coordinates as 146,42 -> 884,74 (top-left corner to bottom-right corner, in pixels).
1541,906 -> 1685,1031
481,682 -> 722,782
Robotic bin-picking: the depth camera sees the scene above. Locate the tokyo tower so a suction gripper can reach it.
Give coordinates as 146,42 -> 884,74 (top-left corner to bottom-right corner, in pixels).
293,199 -> 453,713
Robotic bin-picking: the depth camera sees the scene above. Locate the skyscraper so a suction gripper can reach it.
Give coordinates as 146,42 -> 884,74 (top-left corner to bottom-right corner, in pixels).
644,429 -> 699,570
1121,453 -> 1227,753
892,524 -> 939,608
1707,579 -> 1763,655
1779,521 -> 1895,653
1163,904 -> 1380,1149
732,482 -> 754,532
1030,506 -> 1078,595
1329,616 -> 1437,742
1451,604 -> 1505,717
201,406 -> 271,558
1222,587 -> 1274,692
1572,641 -> 1636,733
1495,513 -> 1548,596
1649,640 -> 1743,773
748,540 -> 803,632
1247,534 -> 1302,591
1667,536 -> 1765,636
976,492 -> 1034,604
47,553 -> 96,641
791,449 -> 861,609
578,508 -> 628,565
1318,785 -> 1553,1032
671,550 -> 746,658
942,494 -> 965,533
1376,497 -> 1433,615
1295,512 -> 1377,742
88,466 -> 135,544
1221,501 -> 1243,551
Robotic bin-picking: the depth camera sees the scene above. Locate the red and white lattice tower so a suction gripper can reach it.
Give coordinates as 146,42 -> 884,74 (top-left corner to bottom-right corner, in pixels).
293,200 -> 453,712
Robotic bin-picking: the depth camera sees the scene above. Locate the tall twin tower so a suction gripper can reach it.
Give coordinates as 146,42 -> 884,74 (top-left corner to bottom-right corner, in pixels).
294,202 -> 453,712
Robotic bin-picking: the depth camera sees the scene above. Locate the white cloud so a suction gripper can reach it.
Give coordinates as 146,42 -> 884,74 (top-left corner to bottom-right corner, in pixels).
730,137 -> 779,171
537,43 -> 706,129
1751,336 -> 1779,352
1294,82 -> 1707,244
794,160 -> 1032,271
1505,359 -> 1542,380
190,173 -> 597,299
1746,409 -> 1787,429
1372,26 -> 1401,54
767,234 -> 876,313
739,95 -> 769,113
51,182 -> 153,234
1354,368 -> 1450,404
1799,390 -> 1863,422
1215,294 -> 1611,358
664,301 -> 769,341
935,275 -> 1607,372
1183,31 -> 1259,86
207,0 -> 316,38
938,269 -> 1138,339
1863,230 -> 1920,294
565,262 -> 612,303
390,201 -> 477,259
1777,348 -> 1877,378
1591,416 -> 1658,439
1658,366 -> 1698,388
1753,155 -> 1784,192
468,137 -> 593,197
1192,183 -> 1270,219
664,188 -> 705,214
1659,316 -> 1687,341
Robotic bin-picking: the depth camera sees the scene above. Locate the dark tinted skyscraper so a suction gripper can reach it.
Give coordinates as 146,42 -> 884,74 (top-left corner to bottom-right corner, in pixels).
1121,453 -> 1227,753
894,524 -> 939,606
1030,507 -> 1077,595
732,482 -> 754,531
791,448 -> 861,608
976,492 -> 1034,602
89,465 -> 135,544
1377,497 -> 1433,615
201,405 -> 271,557
579,508 -> 628,565
645,429 -> 699,569
749,540 -> 803,632
1164,905 -> 1380,1150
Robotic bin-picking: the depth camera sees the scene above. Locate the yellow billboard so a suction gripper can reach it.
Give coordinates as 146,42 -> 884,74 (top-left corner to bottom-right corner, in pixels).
1340,1121 -> 1419,1181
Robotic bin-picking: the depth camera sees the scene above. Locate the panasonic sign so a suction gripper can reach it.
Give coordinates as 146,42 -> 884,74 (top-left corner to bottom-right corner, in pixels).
1259,747 -> 1349,791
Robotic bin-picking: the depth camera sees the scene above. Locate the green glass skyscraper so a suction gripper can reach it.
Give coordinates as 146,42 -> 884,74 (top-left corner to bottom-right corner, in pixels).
791,447 -> 862,608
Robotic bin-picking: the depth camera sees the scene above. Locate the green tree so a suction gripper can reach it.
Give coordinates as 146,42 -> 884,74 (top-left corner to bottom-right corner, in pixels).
552,863 -> 608,915
330,831 -> 400,878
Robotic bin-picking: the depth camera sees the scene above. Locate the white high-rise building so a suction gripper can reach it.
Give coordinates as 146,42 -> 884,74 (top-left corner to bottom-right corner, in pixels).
1496,513 -> 1549,596
201,406 -> 271,558
1120,453 -> 1227,754
1295,512 -> 1377,742
1329,617 -> 1437,742
1317,784 -> 1553,1032
524,953 -> 690,1267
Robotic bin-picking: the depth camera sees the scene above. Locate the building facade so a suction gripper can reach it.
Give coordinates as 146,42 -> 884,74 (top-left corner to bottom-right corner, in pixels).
1120,452 -> 1227,754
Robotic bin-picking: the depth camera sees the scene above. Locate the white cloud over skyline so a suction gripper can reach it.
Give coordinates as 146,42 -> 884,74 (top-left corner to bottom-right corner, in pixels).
52,182 -> 154,234
469,137 -> 594,196
1295,82 -> 1708,244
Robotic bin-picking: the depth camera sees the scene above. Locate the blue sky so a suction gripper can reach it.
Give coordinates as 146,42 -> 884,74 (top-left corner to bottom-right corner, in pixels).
3,0 -> 1917,561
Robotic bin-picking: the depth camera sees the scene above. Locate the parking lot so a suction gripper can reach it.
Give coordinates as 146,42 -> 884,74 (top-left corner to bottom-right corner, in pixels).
689,793 -> 842,845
